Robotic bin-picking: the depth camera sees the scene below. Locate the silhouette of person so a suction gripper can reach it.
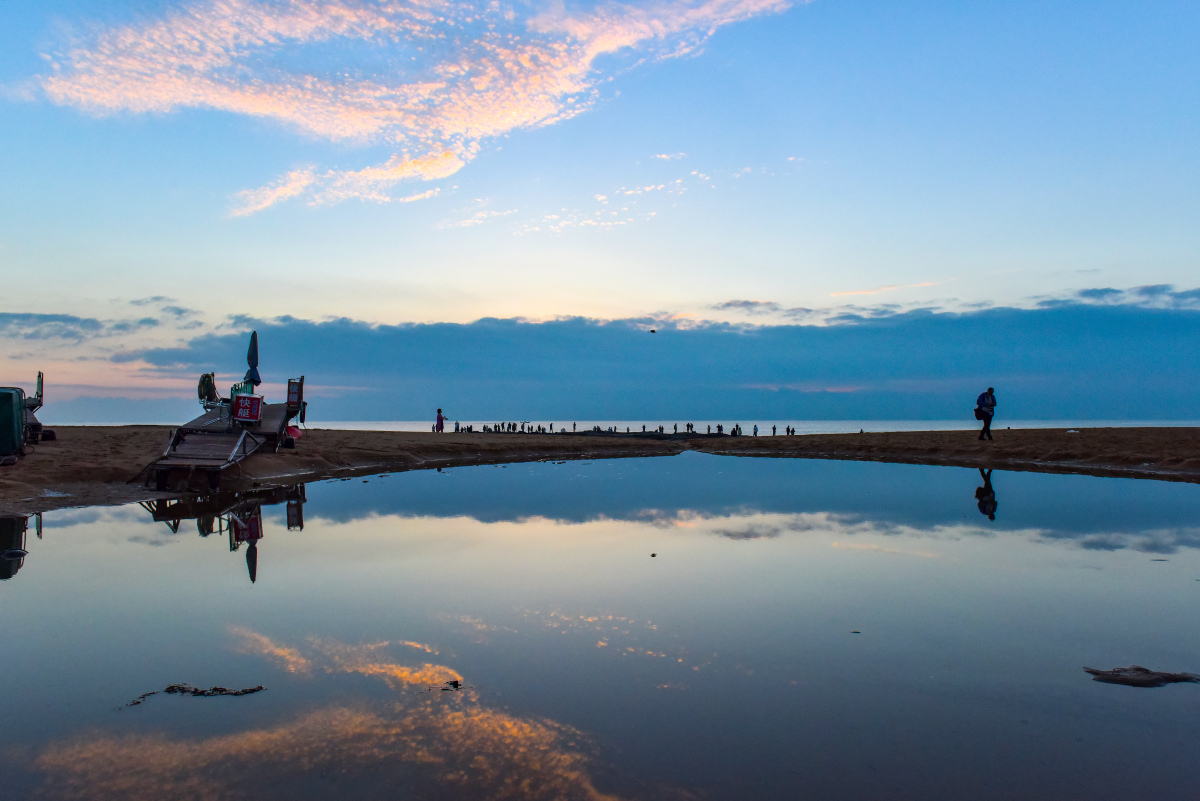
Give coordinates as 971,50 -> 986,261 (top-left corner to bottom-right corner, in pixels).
975,468 -> 998,520
976,387 -> 996,441
436,408 -> 445,433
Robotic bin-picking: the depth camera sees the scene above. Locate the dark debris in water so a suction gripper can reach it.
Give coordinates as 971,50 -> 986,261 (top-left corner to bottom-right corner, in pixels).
1083,666 -> 1200,688
124,683 -> 266,707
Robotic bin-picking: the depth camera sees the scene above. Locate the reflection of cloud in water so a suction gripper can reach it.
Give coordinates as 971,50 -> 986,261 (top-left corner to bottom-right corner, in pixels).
41,506 -> 142,529
684,511 -> 961,543
311,637 -> 462,689
830,541 -> 939,559
37,703 -> 623,801
712,521 -> 783,540
643,509 -> 1200,556
441,613 -> 518,644
317,507 -> 1183,555
1071,528 -> 1200,555
233,627 -> 456,686
306,502 -> 1200,555
230,626 -> 312,674
524,610 -> 672,661
37,629 -> 628,801
124,534 -> 175,547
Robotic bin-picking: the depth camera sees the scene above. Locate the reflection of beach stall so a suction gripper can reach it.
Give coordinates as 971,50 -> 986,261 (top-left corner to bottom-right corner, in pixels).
140,331 -> 307,491
0,514 -> 41,582
0,372 -> 55,462
139,485 -> 304,584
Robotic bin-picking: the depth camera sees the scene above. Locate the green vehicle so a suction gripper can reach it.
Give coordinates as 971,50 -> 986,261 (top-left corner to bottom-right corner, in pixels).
0,372 -> 52,460
0,514 -> 39,581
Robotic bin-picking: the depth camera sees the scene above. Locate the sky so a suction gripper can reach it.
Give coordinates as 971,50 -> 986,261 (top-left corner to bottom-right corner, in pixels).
1,0 -> 1198,421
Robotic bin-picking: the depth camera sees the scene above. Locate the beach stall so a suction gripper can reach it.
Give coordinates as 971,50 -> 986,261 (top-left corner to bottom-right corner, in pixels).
140,331 -> 308,491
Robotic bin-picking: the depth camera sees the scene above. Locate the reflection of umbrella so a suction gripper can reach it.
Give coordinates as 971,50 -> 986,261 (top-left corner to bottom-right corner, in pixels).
244,330 -> 261,386
246,540 -> 258,583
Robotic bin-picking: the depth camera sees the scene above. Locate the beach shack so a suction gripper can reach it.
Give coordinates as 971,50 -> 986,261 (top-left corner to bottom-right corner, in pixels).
140,331 -> 308,491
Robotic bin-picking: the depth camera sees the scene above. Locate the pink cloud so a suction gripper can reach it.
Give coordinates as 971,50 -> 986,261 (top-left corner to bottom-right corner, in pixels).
40,0 -> 795,213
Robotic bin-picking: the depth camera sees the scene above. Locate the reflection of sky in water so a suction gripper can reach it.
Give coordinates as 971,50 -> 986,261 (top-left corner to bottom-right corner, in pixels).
304,452 -> 1200,551
3,454 -> 1200,799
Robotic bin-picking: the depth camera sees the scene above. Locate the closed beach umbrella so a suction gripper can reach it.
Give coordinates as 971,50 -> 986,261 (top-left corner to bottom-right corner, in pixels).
246,541 -> 258,583
244,330 -> 262,386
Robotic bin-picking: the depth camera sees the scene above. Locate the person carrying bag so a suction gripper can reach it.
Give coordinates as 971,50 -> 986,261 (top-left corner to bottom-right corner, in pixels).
974,387 -> 997,440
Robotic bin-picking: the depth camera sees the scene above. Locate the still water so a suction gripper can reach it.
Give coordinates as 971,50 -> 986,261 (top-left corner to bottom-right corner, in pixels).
3,453 -> 1199,800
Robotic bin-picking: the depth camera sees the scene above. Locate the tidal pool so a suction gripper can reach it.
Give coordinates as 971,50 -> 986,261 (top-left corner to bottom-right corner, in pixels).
3,453 -> 1199,800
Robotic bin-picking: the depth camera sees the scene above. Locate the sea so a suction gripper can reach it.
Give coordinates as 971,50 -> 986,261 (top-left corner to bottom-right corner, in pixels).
2,453 -> 1198,799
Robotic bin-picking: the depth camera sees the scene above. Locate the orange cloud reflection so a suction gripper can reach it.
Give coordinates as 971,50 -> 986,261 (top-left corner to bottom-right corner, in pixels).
36,628 -> 631,800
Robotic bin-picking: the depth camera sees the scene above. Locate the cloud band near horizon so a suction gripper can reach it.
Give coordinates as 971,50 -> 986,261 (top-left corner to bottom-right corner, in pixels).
113,300 -> 1200,421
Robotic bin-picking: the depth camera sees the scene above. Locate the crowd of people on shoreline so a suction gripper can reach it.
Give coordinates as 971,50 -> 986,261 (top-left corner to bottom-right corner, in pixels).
430,388 -> 1000,440
432,417 -> 800,437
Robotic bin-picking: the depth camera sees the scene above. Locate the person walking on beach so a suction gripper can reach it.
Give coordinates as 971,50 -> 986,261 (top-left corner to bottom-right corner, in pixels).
975,387 -> 997,441
975,468 -> 998,520
436,409 -> 445,433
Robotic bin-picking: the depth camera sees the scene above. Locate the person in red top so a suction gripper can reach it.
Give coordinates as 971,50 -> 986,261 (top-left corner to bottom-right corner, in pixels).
436,408 -> 445,433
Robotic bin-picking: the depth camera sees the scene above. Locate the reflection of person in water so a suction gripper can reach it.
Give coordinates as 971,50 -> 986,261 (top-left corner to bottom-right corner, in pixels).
975,468 -> 998,520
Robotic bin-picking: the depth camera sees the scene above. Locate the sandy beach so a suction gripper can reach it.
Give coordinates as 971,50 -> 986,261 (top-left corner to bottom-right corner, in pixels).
1,425 -> 1198,515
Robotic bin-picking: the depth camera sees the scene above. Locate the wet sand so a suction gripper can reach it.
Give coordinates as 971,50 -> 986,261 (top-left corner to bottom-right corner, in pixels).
2,425 -> 1197,514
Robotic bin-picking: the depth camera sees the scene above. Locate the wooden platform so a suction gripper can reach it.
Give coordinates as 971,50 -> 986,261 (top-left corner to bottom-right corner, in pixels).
179,403 -> 292,441
140,485 -> 302,524
140,402 -> 298,491
154,429 -> 263,471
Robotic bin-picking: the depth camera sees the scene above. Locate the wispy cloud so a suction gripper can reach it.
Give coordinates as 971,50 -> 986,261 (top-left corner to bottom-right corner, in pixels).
830,281 -> 938,298
652,152 -> 686,160
517,171 -> 708,233
40,0 -> 794,213
444,206 -> 518,228
1038,283 -> 1200,310
710,299 -> 782,315
0,312 -> 171,342
230,167 -> 317,217
229,157 -> 454,215
396,187 -> 442,203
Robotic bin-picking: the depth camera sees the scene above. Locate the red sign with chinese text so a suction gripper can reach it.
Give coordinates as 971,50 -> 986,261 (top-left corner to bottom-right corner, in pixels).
232,394 -> 263,422
231,510 -> 263,542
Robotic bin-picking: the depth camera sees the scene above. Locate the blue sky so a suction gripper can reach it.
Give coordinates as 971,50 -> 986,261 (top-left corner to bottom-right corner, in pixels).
1,1 -> 1198,419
